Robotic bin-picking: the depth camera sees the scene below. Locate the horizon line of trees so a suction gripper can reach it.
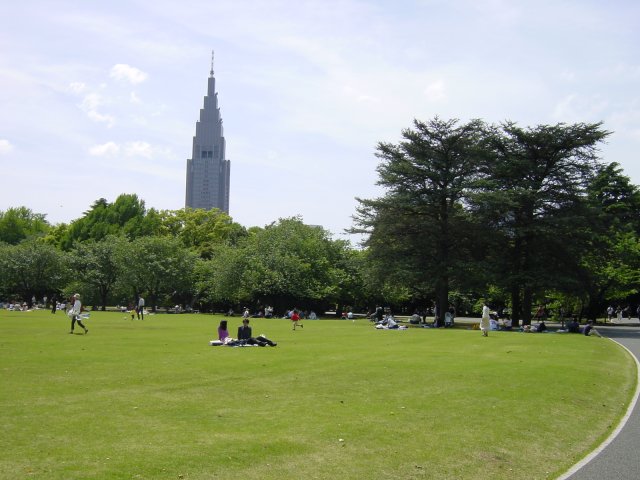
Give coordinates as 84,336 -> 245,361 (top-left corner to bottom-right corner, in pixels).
1,117 -> 639,324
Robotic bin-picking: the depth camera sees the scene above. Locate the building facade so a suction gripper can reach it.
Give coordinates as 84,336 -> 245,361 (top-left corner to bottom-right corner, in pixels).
185,57 -> 230,213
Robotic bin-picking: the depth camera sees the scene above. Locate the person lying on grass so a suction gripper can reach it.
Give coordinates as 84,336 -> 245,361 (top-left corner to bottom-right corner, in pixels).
375,315 -> 408,330
375,313 -> 399,328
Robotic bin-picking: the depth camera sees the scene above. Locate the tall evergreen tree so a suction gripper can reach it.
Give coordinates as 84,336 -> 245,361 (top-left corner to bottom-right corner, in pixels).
353,117 -> 486,324
472,122 -> 610,324
577,162 -> 640,318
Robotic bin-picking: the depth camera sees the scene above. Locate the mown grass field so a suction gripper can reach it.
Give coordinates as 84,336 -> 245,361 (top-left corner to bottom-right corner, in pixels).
0,309 -> 636,480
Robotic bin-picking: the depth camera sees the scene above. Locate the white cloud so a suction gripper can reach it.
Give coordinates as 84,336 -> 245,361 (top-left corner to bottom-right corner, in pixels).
110,64 -> 148,85
0,139 -> 14,154
77,92 -> 115,127
89,141 -> 165,159
87,110 -> 115,127
89,142 -> 120,156
68,82 -> 87,94
124,141 -> 153,158
130,91 -> 142,104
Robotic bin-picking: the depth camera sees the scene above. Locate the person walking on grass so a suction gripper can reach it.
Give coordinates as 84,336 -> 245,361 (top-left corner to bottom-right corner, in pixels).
69,293 -> 88,335
137,295 -> 145,320
480,302 -> 490,337
291,309 -> 303,330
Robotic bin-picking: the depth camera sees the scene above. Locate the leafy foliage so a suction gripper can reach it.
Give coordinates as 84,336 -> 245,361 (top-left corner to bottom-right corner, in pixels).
470,121 -> 610,322
197,217 -> 354,313
1,119 -> 639,319
353,117 -> 486,322
156,208 -> 247,258
0,207 -> 50,245
58,194 -> 159,249
0,239 -> 69,301
69,235 -> 126,310
115,236 -> 198,311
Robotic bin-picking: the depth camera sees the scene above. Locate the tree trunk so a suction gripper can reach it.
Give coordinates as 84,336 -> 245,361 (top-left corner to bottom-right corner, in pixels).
510,284 -> 521,327
100,286 -> 108,311
522,286 -> 533,325
436,277 -> 449,327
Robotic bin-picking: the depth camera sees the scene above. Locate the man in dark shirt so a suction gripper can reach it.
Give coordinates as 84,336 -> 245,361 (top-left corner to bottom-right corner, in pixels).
238,318 -> 253,340
238,319 -> 277,346
583,320 -> 602,337
567,318 -> 580,333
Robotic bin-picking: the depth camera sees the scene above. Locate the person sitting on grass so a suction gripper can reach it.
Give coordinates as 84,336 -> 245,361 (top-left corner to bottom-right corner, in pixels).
499,318 -> 512,331
386,315 -> 399,329
583,320 -> 602,337
218,320 -> 230,342
237,318 -> 277,346
567,318 -> 580,333
210,319 -> 277,347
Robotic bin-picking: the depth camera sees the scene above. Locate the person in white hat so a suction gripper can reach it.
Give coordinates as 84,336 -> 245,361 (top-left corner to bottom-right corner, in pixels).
69,293 -> 88,335
480,302 -> 490,337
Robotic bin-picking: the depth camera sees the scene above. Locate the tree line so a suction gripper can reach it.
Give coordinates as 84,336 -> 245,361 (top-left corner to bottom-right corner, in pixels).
1,117 -> 639,324
352,117 -> 640,324
0,198 -> 363,315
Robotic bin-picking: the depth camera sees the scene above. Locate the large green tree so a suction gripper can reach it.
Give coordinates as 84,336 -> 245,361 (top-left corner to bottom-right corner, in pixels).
157,208 -> 247,259
197,217 -> 354,313
0,207 -> 50,245
0,239 -> 69,303
472,122 -> 610,324
59,194 -> 160,249
577,162 -> 640,318
70,235 -> 126,311
116,236 -> 197,311
353,117 -> 486,324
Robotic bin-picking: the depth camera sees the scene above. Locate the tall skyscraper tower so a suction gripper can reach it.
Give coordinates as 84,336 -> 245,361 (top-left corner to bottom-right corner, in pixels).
185,52 -> 231,213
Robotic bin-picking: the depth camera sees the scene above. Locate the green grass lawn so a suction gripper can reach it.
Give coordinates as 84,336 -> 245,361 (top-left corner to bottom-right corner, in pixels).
0,309 -> 636,480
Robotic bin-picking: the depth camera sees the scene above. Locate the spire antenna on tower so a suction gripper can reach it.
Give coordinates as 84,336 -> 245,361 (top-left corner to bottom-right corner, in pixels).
210,50 -> 214,77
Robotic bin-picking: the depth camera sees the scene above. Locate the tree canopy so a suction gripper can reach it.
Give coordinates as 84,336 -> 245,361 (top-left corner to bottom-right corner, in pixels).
353,118 -> 487,323
1,117 -> 638,322
0,207 -> 50,245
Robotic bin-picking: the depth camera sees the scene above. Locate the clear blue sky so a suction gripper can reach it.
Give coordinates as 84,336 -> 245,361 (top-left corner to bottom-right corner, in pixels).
1,0 -> 639,239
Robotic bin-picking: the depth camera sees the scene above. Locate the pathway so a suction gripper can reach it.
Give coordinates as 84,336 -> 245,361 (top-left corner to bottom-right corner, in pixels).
560,325 -> 640,479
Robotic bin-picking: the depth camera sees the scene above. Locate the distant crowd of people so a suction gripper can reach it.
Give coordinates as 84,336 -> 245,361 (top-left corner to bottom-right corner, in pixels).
1,296 -> 636,343
225,306 -> 318,322
606,305 -> 640,322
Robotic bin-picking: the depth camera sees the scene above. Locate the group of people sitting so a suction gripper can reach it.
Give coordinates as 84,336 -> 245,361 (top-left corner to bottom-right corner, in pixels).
2,302 -> 31,311
522,318 -> 601,336
373,312 -> 408,330
210,319 -> 278,347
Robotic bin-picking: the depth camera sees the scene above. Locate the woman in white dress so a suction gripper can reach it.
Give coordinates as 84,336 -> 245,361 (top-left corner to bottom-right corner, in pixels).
480,303 -> 490,337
